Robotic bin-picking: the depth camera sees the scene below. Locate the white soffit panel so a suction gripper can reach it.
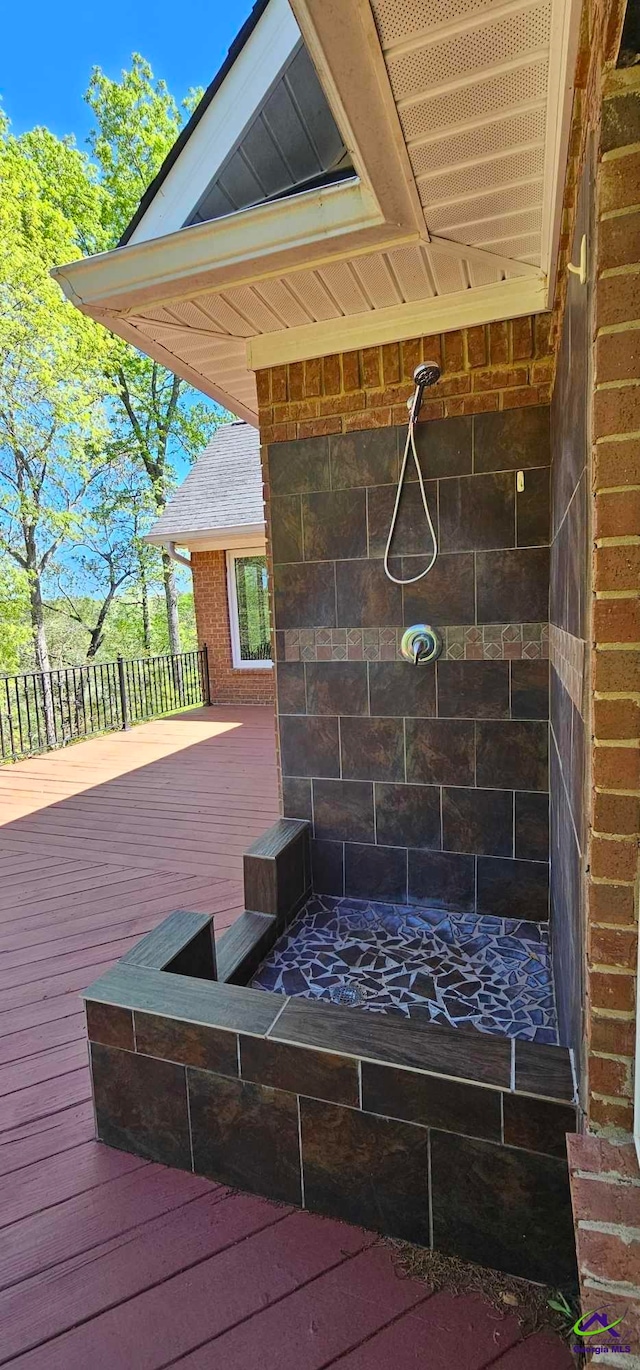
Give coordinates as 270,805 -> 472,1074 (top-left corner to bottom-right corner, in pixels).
120,234 -> 542,416
125,239 -> 530,360
369,0 -> 580,277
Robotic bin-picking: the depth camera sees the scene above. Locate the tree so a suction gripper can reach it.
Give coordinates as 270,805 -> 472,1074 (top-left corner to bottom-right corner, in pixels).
0,58 -> 225,681
0,561 -> 31,674
0,119 -> 112,730
46,457 -> 159,661
47,500 -> 138,661
85,57 -> 224,653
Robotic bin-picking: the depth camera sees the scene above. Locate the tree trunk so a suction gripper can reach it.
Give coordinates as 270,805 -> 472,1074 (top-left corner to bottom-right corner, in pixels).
28,572 -> 55,746
162,551 -> 181,654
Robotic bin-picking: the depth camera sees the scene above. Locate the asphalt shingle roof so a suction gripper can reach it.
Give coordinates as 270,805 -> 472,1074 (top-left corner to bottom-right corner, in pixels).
147,422 -> 264,542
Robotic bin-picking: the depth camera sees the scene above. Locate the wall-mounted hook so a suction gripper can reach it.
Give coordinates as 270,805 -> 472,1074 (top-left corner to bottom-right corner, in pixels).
567,234 -> 587,286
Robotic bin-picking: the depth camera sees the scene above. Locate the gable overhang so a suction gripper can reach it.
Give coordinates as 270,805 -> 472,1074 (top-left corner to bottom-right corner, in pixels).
124,0 -> 295,246
52,0 -> 581,426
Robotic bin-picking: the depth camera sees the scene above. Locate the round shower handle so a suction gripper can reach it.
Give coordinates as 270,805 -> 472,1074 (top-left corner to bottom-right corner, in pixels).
400,624 -> 442,665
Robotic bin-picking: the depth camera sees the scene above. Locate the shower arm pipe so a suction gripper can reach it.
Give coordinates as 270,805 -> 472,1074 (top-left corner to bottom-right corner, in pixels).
165,541 -> 192,570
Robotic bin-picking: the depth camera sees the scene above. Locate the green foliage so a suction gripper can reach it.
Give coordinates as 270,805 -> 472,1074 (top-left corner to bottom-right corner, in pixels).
38,590 -> 197,669
100,591 -> 197,659
0,563 -> 32,672
85,55 -> 202,246
233,555 -> 271,660
84,55 -> 221,480
0,119 -> 114,670
0,56 -> 222,672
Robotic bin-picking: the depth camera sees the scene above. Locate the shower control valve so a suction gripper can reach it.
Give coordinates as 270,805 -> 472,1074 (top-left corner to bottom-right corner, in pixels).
400,624 -> 442,665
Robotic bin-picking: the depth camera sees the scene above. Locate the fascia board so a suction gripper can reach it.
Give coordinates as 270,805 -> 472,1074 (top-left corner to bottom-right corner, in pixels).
129,0 -> 301,245
145,524 -> 266,552
52,179 -> 388,313
247,275 -> 549,368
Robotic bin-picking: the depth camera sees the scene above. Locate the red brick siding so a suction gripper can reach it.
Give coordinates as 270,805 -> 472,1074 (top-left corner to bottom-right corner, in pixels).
569,1134 -> 640,1346
256,317 -> 555,444
588,60 -> 640,1136
191,549 -> 274,707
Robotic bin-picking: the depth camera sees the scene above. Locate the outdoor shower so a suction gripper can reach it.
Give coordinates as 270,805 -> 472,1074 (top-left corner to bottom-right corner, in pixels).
384,362 -> 443,664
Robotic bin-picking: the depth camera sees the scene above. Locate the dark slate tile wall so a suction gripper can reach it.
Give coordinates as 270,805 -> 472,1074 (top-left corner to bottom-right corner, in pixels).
269,405 -> 551,917
549,151 -> 592,1066
86,992 -> 577,1284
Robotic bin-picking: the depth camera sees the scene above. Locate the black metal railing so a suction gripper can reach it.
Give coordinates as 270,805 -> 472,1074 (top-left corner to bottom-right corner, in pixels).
0,647 -> 210,763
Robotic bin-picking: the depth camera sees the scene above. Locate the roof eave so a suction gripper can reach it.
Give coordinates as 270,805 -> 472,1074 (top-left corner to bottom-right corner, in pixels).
145,522 -> 266,552
52,178 -> 392,314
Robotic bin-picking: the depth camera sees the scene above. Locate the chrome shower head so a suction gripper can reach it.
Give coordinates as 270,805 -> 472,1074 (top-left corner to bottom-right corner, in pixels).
414,362 -> 441,389
409,361 -> 441,420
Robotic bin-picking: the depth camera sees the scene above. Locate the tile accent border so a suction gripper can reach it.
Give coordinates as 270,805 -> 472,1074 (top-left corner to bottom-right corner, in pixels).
549,623 -> 585,712
83,906 -> 578,1287
283,624 -> 550,663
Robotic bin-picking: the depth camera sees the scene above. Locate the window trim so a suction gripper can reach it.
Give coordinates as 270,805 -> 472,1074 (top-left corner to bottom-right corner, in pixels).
226,548 -> 273,671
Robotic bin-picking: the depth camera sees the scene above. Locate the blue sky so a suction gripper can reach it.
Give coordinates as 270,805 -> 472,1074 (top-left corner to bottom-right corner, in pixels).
1,0 -> 256,142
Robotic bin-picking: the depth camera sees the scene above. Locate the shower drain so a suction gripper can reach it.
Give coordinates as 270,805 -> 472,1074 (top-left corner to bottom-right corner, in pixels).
328,982 -> 367,1006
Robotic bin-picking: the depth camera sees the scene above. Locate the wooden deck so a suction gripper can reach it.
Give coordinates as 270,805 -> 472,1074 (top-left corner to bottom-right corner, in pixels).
0,706 -> 573,1368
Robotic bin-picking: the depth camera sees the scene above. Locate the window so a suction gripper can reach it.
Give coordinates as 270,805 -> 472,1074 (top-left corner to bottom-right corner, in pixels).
226,550 -> 272,669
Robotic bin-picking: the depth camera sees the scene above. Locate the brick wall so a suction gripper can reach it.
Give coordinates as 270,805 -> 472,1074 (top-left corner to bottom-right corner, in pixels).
256,317 -> 555,445
588,62 -> 640,1134
191,549 -> 274,707
569,1133 -> 640,1357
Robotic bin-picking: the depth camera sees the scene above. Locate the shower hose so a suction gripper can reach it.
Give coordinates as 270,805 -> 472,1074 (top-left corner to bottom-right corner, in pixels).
383,401 -> 438,586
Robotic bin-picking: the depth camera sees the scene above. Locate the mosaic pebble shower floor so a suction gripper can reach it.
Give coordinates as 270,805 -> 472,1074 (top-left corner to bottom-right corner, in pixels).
250,896 -> 559,1044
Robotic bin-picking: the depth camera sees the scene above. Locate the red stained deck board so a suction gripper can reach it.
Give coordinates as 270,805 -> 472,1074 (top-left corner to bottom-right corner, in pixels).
1,920 -> 163,969
0,1162 -> 213,1293
0,992 -> 97,1040
0,937 -> 142,994
489,1331 -> 575,1367
8,1212 -> 373,1370
0,865 -> 131,911
0,957 -> 128,1015
0,1104 -> 95,1177
0,1015 -> 85,1067
0,1192 -> 285,1363
0,1067 -> 91,1134
0,1042 -> 89,1098
171,1245 -> 430,1370
0,861 -> 102,898
329,1289 -> 523,1370
0,1140 -> 146,1230
0,874 -> 239,943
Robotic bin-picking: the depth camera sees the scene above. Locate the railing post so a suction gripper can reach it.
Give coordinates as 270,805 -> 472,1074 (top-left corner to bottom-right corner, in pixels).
202,644 -> 211,705
117,656 -> 130,731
